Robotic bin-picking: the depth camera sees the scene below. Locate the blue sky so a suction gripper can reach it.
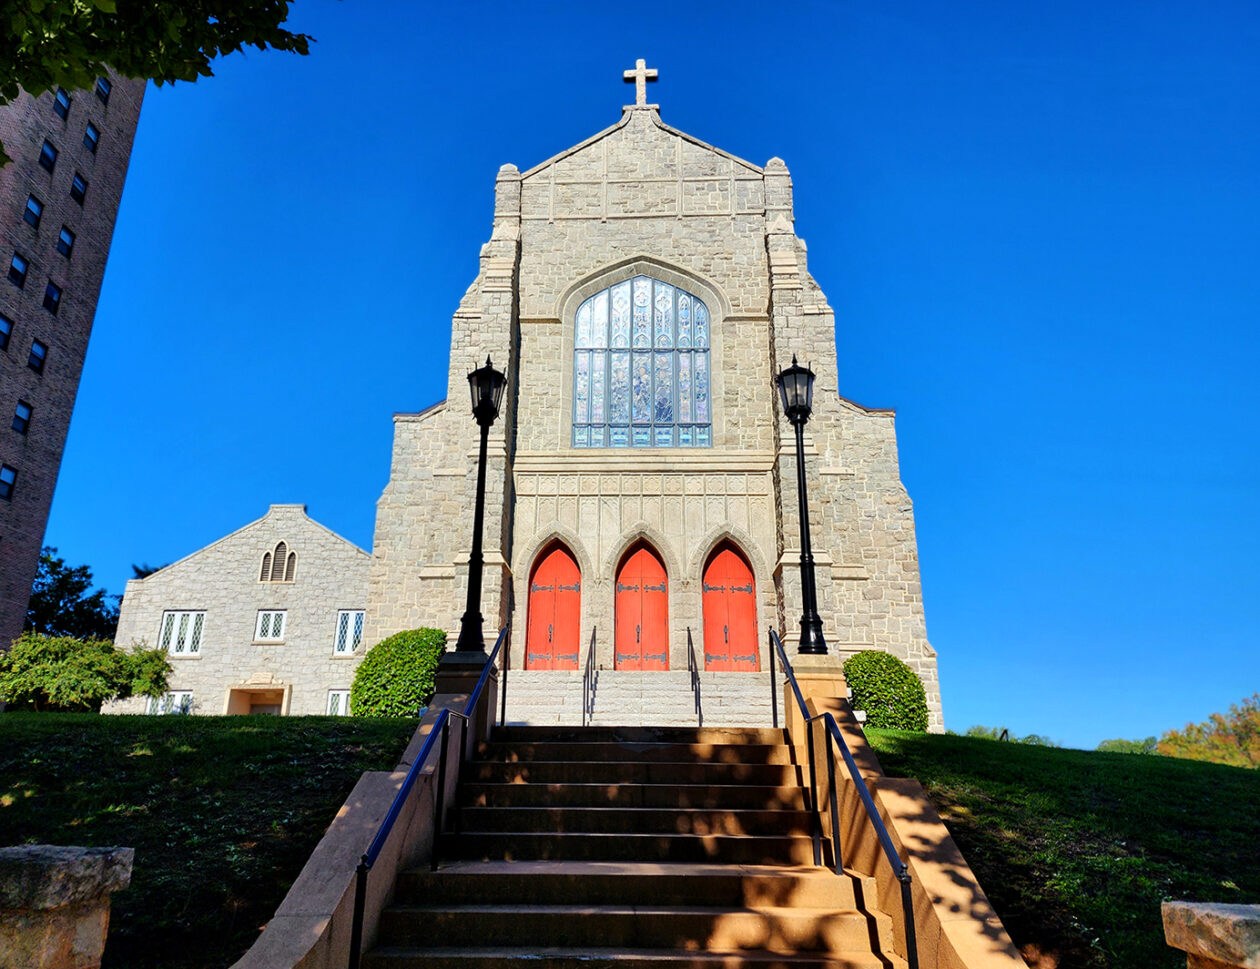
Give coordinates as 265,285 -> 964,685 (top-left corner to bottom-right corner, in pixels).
45,1 -> 1259,748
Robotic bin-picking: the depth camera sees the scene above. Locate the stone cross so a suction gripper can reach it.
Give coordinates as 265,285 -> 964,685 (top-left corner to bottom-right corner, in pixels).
623,58 -> 658,106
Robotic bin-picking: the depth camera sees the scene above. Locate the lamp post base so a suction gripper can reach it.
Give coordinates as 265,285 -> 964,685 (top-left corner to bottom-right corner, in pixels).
798,612 -> 827,655
453,609 -> 487,654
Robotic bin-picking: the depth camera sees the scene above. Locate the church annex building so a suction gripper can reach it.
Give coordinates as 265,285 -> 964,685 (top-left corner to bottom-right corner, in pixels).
112,65 -> 943,729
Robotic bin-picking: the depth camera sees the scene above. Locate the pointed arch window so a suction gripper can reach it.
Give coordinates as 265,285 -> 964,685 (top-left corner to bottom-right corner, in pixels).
260,541 -> 296,582
573,275 -> 711,448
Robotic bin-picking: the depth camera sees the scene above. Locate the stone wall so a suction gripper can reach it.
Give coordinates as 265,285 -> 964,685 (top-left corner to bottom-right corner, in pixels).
368,103 -> 942,729
108,504 -> 371,716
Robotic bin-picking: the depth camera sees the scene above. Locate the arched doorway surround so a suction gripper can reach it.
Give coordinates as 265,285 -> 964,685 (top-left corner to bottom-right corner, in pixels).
525,542 -> 581,670
701,542 -> 759,671
614,542 -> 669,670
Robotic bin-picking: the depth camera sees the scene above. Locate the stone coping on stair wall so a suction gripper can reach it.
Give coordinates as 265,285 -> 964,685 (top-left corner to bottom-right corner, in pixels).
790,678 -> 1030,969
229,692 -> 474,969
1163,901 -> 1260,969
0,844 -> 133,969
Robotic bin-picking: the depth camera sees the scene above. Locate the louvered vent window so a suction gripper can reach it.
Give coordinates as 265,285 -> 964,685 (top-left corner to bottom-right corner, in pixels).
260,542 -> 296,582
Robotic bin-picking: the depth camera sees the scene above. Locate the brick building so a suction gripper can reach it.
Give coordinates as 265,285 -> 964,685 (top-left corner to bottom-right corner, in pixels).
0,71 -> 145,647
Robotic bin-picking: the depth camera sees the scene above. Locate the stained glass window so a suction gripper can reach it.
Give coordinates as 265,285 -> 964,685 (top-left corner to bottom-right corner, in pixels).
573,276 -> 711,448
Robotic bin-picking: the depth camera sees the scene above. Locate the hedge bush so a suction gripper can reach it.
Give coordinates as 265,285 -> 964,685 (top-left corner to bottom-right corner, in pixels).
351,627 -> 447,717
843,650 -> 928,731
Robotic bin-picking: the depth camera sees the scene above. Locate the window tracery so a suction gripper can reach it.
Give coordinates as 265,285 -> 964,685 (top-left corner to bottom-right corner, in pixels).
572,275 -> 711,448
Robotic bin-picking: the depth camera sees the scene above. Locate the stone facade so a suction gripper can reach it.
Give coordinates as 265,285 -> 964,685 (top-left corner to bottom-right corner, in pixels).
0,71 -> 145,648
107,505 -> 370,716
369,93 -> 943,729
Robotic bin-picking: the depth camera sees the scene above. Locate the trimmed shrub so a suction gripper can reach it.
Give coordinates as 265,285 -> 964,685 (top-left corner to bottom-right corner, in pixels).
351,628 -> 447,717
843,650 -> 928,731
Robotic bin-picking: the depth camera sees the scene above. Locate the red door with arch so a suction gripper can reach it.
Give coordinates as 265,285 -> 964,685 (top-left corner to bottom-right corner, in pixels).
615,543 -> 669,670
525,543 -> 581,670
702,543 -> 759,671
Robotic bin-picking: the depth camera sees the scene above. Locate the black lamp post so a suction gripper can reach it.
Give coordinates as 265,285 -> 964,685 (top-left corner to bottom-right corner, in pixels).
776,355 -> 827,655
454,355 -> 507,653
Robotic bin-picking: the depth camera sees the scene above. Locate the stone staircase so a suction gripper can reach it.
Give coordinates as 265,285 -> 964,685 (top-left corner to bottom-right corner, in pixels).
362,725 -> 906,968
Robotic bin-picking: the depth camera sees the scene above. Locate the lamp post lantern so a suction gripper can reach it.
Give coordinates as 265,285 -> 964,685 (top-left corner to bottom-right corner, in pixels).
777,355 -> 827,655
455,356 -> 508,653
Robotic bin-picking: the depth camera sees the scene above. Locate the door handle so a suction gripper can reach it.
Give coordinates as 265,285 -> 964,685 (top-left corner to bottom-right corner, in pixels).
548,624 -> 553,643
636,624 -> 641,643
724,624 -> 728,644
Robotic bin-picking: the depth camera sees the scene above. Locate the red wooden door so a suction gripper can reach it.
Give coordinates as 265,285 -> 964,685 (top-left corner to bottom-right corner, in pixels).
615,544 -> 669,670
525,544 -> 581,670
702,544 -> 759,671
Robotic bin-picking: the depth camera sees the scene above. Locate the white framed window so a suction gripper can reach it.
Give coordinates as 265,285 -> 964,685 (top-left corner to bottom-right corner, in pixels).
255,610 -> 286,641
159,611 -> 205,655
334,610 -> 365,655
327,690 -> 351,716
148,691 -> 193,715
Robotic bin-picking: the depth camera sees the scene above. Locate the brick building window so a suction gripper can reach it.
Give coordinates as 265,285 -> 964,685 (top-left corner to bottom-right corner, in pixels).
43,282 -> 61,315
12,402 -> 31,435
0,466 -> 16,500
255,610 -> 286,642
83,123 -> 100,153
148,691 -> 193,715
39,141 -> 57,172
260,541 -> 296,582
327,690 -> 351,716
8,254 -> 28,288
70,174 -> 87,205
28,340 -> 47,373
159,610 -> 204,655
572,275 -> 712,448
95,77 -> 111,105
57,227 -> 74,258
334,610 -> 365,655
0,315 -> 11,351
54,88 -> 71,119
24,196 -> 43,229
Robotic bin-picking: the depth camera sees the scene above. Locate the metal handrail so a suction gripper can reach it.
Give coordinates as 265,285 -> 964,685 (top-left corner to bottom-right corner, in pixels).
582,627 -> 597,726
685,628 -> 703,726
347,623 -> 510,969
768,629 -> 919,969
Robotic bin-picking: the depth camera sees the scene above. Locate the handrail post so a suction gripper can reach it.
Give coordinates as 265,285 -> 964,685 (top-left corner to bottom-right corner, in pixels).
805,718 -> 822,867
431,716 -> 451,872
825,732 -> 841,875
769,629 -> 778,729
900,868 -> 920,969
347,857 -> 368,969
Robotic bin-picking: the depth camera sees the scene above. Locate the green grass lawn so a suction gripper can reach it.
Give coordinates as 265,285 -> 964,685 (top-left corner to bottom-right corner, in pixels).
0,713 -> 416,969
866,729 -> 1260,968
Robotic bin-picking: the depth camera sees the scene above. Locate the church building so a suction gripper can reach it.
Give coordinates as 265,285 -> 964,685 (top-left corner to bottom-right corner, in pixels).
368,62 -> 943,729
110,62 -> 942,730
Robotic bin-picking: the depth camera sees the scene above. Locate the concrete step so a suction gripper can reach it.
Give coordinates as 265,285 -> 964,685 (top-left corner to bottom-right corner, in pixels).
454,807 -> 815,836
364,946 -> 903,969
459,782 -> 807,810
493,725 -> 787,745
377,904 -> 880,952
466,760 -> 803,786
394,861 -> 861,909
437,832 -> 827,866
476,741 -> 797,765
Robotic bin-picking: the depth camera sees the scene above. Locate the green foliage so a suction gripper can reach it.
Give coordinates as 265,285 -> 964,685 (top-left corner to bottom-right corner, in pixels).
24,546 -> 118,643
966,725 -> 1059,747
1097,736 -> 1158,754
351,627 -> 447,718
842,650 -> 928,731
0,632 -> 169,712
0,0 -> 312,164
1158,693 -> 1260,768
0,713 -> 414,969
868,728 -> 1260,968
